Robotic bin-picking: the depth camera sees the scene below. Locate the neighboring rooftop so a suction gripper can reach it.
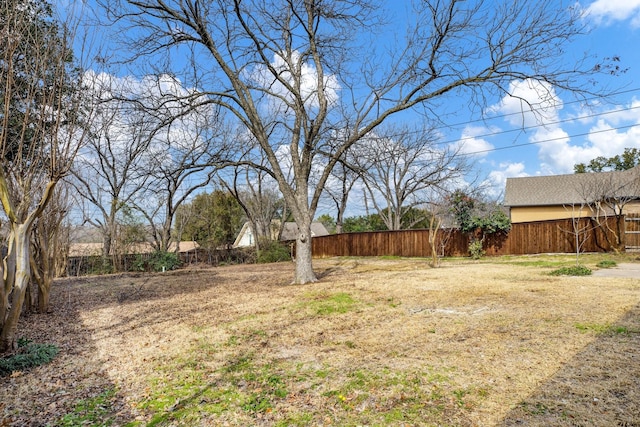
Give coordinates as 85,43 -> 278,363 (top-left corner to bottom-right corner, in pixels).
68,241 -> 200,257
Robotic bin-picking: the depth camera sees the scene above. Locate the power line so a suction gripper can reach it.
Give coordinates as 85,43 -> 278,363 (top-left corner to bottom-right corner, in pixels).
430,86 -> 640,132
461,122 -> 640,156
442,104 -> 640,147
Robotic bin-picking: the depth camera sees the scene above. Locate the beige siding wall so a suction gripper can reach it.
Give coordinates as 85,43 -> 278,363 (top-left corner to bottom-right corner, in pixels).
510,202 -> 640,223
509,205 -> 596,223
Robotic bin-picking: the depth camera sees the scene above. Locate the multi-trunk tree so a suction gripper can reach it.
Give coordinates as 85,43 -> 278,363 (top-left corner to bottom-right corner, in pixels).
101,0 -> 615,283
0,0 -> 91,351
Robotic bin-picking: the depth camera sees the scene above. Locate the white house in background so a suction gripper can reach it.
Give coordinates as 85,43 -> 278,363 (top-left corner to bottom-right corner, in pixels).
233,221 -> 330,248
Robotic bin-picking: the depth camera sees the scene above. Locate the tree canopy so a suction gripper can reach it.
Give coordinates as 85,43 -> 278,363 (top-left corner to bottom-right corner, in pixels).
574,148 -> 640,173
176,190 -> 245,250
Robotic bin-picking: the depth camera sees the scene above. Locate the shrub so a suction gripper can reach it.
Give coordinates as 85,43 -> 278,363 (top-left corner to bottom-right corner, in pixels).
257,240 -> 291,263
134,251 -> 181,272
549,265 -> 592,276
469,240 -> 485,260
596,260 -> 617,268
0,339 -> 59,376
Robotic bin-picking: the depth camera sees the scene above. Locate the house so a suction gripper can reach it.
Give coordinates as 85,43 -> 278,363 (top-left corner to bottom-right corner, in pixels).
233,221 -> 329,247
504,166 -> 640,223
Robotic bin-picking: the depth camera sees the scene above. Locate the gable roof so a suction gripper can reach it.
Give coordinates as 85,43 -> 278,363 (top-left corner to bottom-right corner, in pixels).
504,166 -> 640,207
233,221 -> 330,247
280,222 -> 329,241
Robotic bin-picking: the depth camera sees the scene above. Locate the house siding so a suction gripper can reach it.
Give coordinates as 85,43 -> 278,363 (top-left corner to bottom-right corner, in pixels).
510,205 -> 596,223
510,203 -> 640,223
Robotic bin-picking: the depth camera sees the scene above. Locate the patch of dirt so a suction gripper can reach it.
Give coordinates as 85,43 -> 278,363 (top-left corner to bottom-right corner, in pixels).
1,257 -> 639,426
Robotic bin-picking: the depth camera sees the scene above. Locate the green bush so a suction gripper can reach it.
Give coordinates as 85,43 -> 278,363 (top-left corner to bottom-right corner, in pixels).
596,260 -> 617,268
134,251 -> 181,272
257,240 -> 291,263
0,339 -> 59,376
549,265 -> 592,276
468,240 -> 485,260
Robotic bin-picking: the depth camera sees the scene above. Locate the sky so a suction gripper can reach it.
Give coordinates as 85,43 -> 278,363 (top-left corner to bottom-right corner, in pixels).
60,0 -> 640,221
455,1 -> 640,197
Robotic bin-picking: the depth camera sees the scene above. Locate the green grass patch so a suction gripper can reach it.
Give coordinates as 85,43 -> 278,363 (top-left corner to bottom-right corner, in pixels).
0,339 -> 59,376
549,265 -> 592,276
318,367 -> 476,424
56,389 -> 116,427
138,349 -> 291,425
302,292 -> 358,315
596,259 -> 617,268
133,338 -> 479,426
574,323 -> 630,335
505,260 -> 568,268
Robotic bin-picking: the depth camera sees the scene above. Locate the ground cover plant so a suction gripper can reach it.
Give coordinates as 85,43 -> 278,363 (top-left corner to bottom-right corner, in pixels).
1,254 -> 639,426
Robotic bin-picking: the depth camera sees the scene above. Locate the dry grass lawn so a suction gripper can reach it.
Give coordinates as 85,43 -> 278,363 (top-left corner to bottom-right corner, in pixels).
1,254 -> 640,426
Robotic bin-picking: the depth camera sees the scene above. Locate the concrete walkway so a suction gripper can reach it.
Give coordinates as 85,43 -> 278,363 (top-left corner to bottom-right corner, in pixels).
591,263 -> 640,278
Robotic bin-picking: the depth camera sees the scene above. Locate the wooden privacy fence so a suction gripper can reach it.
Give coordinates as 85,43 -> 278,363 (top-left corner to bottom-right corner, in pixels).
311,217 -> 619,258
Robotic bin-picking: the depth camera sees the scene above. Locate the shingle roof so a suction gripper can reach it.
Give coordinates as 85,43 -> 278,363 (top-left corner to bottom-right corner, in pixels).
280,222 -> 329,241
504,166 -> 640,207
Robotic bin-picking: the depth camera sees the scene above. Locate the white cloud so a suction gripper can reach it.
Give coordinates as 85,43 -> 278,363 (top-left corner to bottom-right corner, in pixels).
490,79 -> 577,173
485,162 -> 528,199
250,50 -> 340,113
584,0 -> 640,27
488,79 -> 562,128
452,125 -> 495,157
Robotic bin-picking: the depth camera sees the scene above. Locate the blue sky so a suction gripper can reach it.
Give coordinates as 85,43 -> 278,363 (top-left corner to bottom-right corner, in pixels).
456,1 -> 640,197
61,0 -> 640,221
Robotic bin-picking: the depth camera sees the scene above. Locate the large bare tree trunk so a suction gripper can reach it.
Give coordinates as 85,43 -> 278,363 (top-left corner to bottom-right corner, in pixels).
294,221 -> 317,284
1,224 -> 33,352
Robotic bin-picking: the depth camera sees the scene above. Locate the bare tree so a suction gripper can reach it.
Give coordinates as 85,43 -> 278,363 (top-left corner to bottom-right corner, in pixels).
71,75 -> 154,266
101,0 -> 611,283
425,197 -> 456,267
576,168 -> 640,253
0,0 -> 92,351
355,125 -> 468,230
135,91 -> 230,253
561,203 -> 597,265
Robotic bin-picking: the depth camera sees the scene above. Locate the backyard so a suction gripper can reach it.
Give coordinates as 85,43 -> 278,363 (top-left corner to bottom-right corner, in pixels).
1,254 -> 639,426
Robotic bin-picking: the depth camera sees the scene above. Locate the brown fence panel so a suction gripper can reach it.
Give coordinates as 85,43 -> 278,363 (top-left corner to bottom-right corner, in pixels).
311,229 -> 468,258
312,217 -> 619,259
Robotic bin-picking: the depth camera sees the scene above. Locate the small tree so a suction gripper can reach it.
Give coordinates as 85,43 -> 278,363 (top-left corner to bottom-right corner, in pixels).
560,203 -> 596,265
425,197 -> 456,267
449,190 -> 510,258
178,190 -> 245,251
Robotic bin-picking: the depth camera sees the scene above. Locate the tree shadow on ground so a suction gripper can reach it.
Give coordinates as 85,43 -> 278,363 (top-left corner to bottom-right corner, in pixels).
59,262 -> 296,312
500,303 -> 640,426
0,284 -> 136,425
